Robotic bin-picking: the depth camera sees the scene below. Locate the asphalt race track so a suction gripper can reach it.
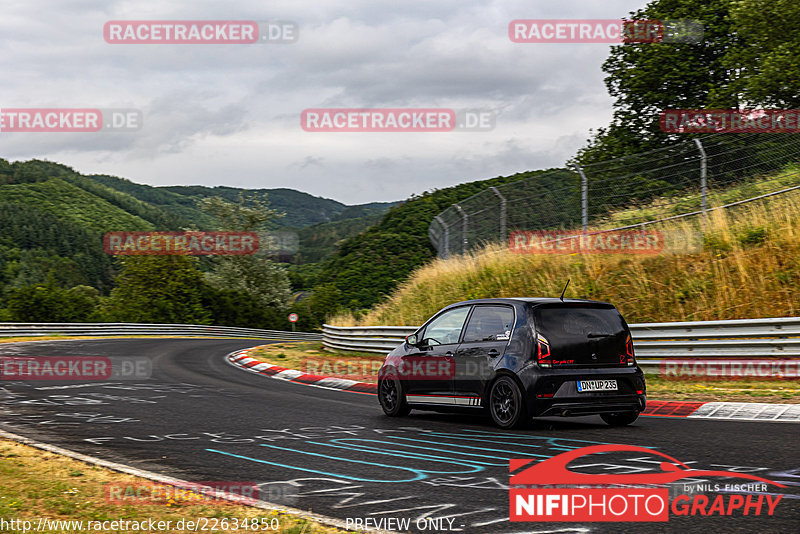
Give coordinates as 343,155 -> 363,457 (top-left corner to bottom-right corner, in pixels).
0,338 -> 797,533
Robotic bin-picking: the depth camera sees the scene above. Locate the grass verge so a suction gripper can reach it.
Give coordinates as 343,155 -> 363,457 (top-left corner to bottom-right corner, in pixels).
245,343 -> 800,403
643,375 -> 800,403
0,437 -> 341,533
332,183 -> 800,327
247,342 -> 384,382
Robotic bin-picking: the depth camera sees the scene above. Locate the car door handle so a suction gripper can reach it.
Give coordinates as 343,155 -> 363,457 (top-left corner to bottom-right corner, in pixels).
445,351 -> 454,357
488,349 -> 499,357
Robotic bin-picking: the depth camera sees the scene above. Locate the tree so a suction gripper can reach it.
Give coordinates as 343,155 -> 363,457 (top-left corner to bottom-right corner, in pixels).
574,0 -> 741,165
199,195 -> 292,313
6,281 -> 99,322
196,194 -> 282,231
575,0 -> 800,165
200,284 -> 284,329
287,284 -> 342,330
101,256 -> 210,324
206,258 -> 291,309
721,0 -> 800,108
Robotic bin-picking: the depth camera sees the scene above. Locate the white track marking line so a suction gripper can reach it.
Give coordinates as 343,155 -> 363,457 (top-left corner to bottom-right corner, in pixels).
0,429 -> 398,533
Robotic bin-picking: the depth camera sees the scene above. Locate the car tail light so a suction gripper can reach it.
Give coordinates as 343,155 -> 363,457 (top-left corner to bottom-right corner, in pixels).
625,334 -> 635,366
537,334 -> 551,368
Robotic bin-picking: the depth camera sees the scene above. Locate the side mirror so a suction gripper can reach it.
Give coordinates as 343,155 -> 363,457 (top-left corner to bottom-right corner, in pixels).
405,334 -> 418,346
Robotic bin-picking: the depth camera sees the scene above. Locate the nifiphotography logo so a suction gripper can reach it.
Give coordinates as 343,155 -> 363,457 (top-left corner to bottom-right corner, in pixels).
510,444 -> 785,522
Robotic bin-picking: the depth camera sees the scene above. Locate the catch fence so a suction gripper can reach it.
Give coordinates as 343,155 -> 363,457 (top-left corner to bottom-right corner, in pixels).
429,133 -> 800,257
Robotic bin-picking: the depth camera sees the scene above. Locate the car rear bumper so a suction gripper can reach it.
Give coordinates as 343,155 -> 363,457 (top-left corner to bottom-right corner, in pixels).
518,364 -> 647,417
534,395 -> 646,417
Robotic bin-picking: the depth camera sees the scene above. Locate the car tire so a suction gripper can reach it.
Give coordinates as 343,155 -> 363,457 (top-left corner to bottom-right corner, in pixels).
488,376 -> 528,429
378,374 -> 411,417
601,411 -> 639,426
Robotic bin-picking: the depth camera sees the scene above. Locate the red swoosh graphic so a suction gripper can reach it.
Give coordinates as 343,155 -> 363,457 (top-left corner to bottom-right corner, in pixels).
510,444 -> 786,487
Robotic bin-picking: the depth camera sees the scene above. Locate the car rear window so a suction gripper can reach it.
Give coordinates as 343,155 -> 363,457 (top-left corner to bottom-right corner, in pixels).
534,305 -> 626,340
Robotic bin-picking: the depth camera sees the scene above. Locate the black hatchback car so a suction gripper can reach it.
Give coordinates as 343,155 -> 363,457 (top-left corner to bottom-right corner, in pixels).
377,298 -> 646,428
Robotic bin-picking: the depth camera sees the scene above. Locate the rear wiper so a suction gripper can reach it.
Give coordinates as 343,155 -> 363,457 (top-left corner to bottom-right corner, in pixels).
586,332 -> 614,338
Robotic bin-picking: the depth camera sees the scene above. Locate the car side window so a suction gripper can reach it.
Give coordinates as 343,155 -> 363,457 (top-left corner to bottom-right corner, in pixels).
462,306 -> 515,343
421,306 -> 471,346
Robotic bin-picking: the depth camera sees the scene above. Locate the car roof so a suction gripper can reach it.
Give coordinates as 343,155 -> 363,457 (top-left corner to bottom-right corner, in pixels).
442,297 -> 614,308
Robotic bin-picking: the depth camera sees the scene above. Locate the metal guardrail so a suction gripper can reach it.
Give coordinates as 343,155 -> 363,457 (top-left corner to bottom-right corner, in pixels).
0,322 -> 322,341
322,324 -> 417,353
323,317 -> 800,372
6,319 -> 791,374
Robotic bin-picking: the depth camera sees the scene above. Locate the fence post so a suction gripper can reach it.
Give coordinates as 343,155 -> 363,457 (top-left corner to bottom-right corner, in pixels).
489,186 -> 507,244
694,138 -> 708,223
454,204 -> 468,254
434,215 -> 449,259
574,165 -> 589,232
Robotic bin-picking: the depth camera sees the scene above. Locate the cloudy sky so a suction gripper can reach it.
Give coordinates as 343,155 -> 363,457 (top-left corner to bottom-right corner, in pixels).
0,0 -> 649,204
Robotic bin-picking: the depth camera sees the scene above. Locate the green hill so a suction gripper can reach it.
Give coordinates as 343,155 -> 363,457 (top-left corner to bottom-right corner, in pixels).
86,172 -> 397,232
85,174 -> 217,229
312,169 -> 563,310
0,178 -> 155,233
0,158 -> 398,300
159,185 -> 394,229
0,202 -> 114,292
297,213 -> 385,264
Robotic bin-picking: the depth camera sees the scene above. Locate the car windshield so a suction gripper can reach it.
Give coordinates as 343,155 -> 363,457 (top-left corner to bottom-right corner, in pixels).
423,306 -> 470,345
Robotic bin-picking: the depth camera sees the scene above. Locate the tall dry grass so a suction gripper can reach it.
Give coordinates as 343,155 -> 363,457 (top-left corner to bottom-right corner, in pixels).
330,190 -> 800,326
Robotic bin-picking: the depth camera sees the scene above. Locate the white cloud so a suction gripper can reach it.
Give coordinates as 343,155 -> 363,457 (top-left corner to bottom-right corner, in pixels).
0,0 -> 649,203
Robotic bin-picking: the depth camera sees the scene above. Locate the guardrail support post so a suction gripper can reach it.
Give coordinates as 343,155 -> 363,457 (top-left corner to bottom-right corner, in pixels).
433,215 -> 449,259
453,204 -> 468,255
694,138 -> 708,224
489,186 -> 507,244
573,165 -> 589,232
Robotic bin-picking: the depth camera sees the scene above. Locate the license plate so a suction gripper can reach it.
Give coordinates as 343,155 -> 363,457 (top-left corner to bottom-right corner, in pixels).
577,379 -> 617,392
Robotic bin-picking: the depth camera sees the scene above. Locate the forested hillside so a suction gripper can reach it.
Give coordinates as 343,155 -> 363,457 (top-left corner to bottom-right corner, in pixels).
0,157 -> 581,329
0,157 -> 396,327
304,170 -> 563,312
296,213 -> 385,264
